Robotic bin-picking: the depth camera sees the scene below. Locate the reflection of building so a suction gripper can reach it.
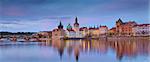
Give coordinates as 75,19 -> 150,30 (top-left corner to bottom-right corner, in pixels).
116,18 -> 137,36
74,47 -> 80,62
51,37 -> 150,61
132,24 -> 150,36
52,21 -> 65,39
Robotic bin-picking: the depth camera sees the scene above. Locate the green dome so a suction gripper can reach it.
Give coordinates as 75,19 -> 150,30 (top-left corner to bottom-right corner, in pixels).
67,24 -> 72,30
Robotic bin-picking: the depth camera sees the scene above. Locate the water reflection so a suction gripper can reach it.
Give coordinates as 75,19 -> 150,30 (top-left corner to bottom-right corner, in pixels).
0,38 -> 150,62
49,38 -> 149,62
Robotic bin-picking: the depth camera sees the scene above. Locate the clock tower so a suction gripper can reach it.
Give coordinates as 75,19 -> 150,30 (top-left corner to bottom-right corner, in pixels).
74,17 -> 79,32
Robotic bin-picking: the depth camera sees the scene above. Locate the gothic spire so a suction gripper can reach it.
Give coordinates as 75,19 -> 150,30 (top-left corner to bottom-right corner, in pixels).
74,17 -> 79,26
58,21 -> 63,29
75,17 -> 78,23
116,18 -> 123,23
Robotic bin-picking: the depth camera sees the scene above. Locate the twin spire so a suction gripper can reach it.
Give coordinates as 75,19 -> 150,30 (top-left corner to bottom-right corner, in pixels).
58,17 -> 79,29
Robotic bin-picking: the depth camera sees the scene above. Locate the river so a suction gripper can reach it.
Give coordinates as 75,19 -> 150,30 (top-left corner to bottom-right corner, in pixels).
0,38 -> 150,62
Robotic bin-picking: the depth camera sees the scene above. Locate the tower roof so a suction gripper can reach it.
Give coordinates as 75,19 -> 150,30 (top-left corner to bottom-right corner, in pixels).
116,18 -> 123,23
58,21 -> 63,29
74,17 -> 79,26
67,24 -> 72,30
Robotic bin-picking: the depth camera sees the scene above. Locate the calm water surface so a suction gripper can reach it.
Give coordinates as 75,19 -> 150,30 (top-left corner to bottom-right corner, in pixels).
0,38 -> 150,62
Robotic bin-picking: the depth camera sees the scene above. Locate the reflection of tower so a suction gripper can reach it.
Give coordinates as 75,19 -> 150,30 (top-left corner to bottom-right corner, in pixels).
116,41 -> 123,60
74,17 -> 79,32
74,47 -> 80,62
57,40 -> 65,60
58,47 -> 64,59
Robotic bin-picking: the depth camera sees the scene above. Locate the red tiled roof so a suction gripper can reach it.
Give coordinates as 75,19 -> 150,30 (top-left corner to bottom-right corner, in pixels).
123,21 -> 136,25
100,25 -> 108,28
110,27 -> 116,30
89,28 -> 99,30
52,28 -> 65,31
134,24 -> 150,27
100,25 -> 107,27
80,27 -> 88,31
53,29 -> 58,31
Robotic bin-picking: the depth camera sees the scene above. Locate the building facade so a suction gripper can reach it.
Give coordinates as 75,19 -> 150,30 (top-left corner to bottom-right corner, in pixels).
36,31 -> 52,38
116,18 -> 137,36
52,21 -> 66,39
132,24 -> 150,36
108,27 -> 116,36
88,27 -> 100,37
79,27 -> 88,37
66,24 -> 76,38
66,17 -> 83,38
99,26 -> 108,35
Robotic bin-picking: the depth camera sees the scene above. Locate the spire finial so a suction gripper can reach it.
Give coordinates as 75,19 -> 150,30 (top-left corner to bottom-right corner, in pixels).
74,16 -> 79,26
59,21 -> 62,25
75,16 -> 78,23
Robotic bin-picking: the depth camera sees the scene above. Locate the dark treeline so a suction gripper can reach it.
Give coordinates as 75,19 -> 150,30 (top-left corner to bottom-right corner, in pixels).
0,32 -> 36,35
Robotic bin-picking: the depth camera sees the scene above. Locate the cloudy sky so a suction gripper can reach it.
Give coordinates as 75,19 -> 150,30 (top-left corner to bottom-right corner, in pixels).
0,0 -> 149,32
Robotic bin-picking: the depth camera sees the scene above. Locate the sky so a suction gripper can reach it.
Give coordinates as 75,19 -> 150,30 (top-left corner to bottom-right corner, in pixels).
0,0 -> 149,32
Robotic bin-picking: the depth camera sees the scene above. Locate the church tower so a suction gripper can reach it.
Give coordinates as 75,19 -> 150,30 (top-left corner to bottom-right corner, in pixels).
67,24 -> 73,30
116,18 -> 123,35
74,17 -> 79,32
116,18 -> 123,27
58,21 -> 63,29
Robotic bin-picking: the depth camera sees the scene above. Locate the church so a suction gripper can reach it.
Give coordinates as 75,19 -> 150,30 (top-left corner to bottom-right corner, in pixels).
66,17 -> 83,38
52,17 -> 84,39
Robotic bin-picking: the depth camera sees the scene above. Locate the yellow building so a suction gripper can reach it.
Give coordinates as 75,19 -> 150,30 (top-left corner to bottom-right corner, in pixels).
88,27 -> 100,37
108,27 -> 116,36
79,27 -> 88,37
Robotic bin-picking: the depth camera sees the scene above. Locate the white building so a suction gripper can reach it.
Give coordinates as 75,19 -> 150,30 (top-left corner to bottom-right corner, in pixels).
66,24 -> 76,38
66,17 -> 84,38
132,24 -> 150,36
66,30 -> 76,38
